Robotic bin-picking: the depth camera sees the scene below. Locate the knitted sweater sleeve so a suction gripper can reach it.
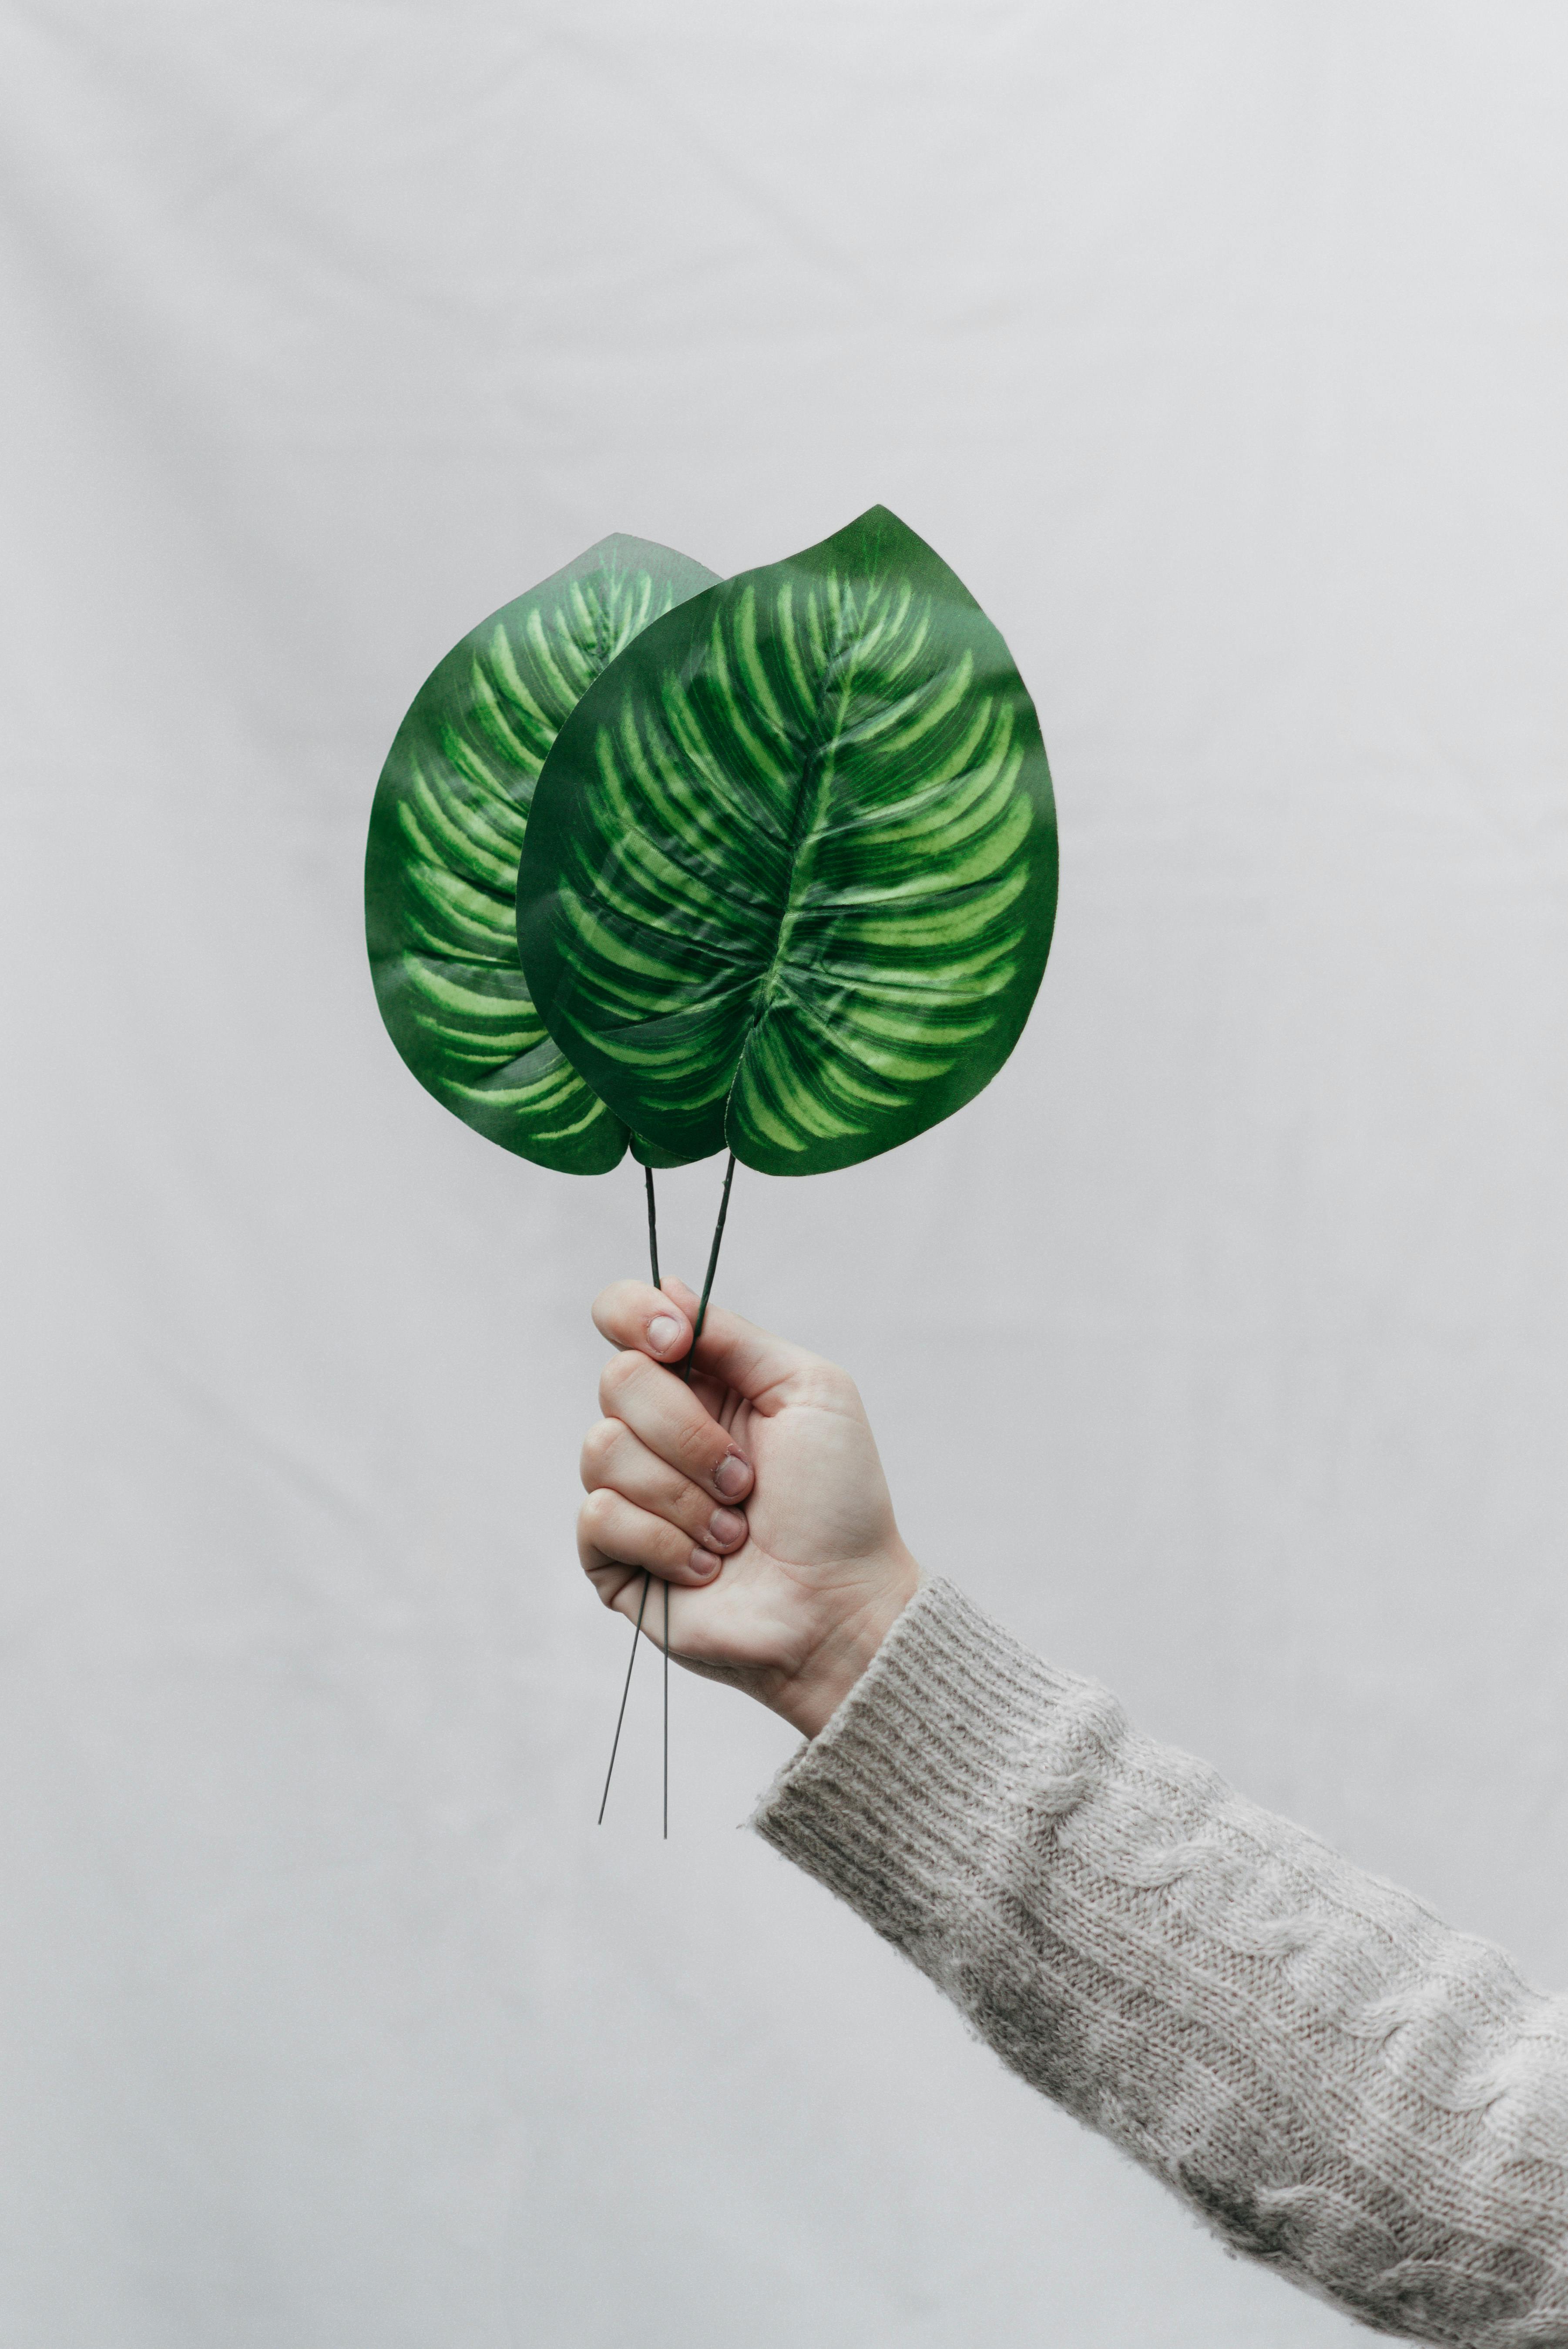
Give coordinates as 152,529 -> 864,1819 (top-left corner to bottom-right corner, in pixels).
750,1579 -> 1568,2347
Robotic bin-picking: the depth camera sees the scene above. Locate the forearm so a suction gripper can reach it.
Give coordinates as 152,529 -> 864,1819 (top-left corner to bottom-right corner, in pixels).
752,1581 -> 1568,2347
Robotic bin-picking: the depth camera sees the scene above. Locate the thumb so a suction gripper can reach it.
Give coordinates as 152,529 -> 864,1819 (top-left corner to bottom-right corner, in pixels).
660,1279 -> 823,1404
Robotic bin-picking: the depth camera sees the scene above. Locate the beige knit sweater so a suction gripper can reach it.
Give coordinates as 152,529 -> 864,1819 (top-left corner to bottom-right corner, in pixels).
751,1579 -> 1568,2346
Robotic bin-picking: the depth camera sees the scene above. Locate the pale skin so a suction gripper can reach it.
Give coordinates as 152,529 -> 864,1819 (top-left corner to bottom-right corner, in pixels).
578,1277 -> 921,1738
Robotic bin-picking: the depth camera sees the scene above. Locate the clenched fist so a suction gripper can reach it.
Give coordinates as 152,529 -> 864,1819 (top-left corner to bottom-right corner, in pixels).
578,1279 -> 920,1737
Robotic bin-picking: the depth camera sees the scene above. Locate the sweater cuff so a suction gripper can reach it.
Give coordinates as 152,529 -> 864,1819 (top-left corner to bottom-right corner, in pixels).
750,1576 -> 1120,1966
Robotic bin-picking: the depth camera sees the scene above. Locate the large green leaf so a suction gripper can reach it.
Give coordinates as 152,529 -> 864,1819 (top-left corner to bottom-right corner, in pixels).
365,534 -> 719,1172
515,506 -> 1058,1176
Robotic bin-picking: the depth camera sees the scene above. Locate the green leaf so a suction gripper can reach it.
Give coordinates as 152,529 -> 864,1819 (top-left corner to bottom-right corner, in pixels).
515,506 -> 1058,1176
365,534 -> 720,1173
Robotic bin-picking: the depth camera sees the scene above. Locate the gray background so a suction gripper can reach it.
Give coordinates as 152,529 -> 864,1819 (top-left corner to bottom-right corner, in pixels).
4,3 -> 1566,2342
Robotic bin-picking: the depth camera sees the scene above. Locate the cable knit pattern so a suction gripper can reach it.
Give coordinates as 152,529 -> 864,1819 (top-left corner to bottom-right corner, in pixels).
751,1580 -> 1568,2346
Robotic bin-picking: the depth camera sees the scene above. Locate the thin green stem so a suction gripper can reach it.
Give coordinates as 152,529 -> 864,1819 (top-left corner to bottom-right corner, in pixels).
666,1151 -> 735,1836
679,1153 -> 737,1386
596,1160 -> 665,1828
644,1161 -> 661,1292
597,1568 -> 651,1827
599,1153 -> 738,1833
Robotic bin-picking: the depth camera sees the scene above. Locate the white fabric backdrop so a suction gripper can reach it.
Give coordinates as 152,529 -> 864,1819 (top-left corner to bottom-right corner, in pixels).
4,4 -> 1567,2342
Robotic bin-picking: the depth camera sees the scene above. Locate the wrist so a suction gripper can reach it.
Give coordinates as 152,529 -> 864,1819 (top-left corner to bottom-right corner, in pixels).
770,1550 -> 922,1738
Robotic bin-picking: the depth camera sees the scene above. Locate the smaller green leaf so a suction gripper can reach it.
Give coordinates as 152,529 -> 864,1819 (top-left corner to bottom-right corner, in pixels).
365,535 -> 720,1173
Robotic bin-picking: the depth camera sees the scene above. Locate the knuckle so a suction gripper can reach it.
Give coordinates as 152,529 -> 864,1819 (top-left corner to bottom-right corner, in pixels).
594,1279 -> 637,1325
591,1284 -> 618,1327
578,1488 -> 617,1544
598,1350 -> 641,1412
579,1418 -> 619,1485
655,1520 -> 689,1569
667,1471 -> 705,1525
672,1417 -> 721,1476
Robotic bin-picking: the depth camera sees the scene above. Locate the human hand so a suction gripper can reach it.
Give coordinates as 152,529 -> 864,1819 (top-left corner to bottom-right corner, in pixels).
578,1279 -> 921,1737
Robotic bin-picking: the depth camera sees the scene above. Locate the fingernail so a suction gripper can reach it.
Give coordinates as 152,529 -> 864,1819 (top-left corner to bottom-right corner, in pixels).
707,1507 -> 746,1548
714,1453 -> 750,1498
689,1548 -> 721,1578
648,1315 -> 682,1353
